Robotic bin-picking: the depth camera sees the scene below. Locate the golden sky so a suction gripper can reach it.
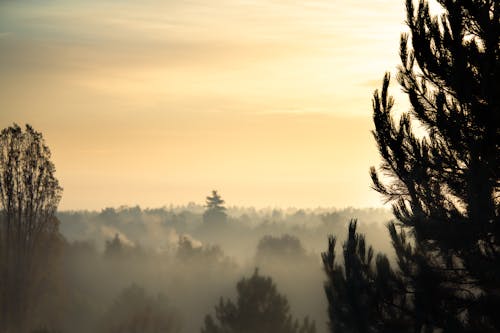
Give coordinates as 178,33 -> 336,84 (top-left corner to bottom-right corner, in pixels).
0,0 -> 413,210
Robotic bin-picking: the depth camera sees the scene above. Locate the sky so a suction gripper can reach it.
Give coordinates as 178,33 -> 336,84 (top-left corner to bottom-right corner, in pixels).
0,0 -> 415,210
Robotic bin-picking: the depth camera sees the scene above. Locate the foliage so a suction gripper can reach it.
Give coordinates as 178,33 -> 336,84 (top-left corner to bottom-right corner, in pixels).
105,234 -> 124,258
256,234 -> 307,262
371,0 -> 499,330
201,269 -> 316,333
324,0 -> 499,331
176,235 -> 233,265
322,220 -> 410,333
0,124 -> 63,332
203,190 -> 227,225
99,284 -> 181,333
323,0 -> 499,332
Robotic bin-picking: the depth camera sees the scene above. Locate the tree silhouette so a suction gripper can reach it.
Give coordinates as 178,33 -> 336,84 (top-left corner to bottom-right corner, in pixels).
370,0 -> 498,331
322,220 -> 410,333
0,124 -> 63,332
323,1 -> 498,331
176,235 -> 234,267
203,190 -> 227,225
201,269 -> 316,333
99,284 -> 181,333
256,234 -> 308,263
105,234 -> 124,258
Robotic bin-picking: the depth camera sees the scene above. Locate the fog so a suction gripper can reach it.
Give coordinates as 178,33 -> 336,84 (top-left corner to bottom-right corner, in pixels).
40,204 -> 393,333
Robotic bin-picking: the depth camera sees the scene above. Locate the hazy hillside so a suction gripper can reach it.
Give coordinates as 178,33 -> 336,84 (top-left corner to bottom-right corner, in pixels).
54,205 -> 392,333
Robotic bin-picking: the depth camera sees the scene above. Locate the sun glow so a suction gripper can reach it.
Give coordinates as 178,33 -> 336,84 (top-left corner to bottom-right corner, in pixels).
0,0 -> 409,209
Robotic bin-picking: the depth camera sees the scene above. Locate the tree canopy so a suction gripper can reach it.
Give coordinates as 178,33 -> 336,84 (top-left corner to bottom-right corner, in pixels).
371,0 -> 499,330
256,234 -> 308,263
0,124 -> 63,332
99,284 -> 181,333
201,269 -> 316,333
203,190 -> 228,225
324,0 -> 499,331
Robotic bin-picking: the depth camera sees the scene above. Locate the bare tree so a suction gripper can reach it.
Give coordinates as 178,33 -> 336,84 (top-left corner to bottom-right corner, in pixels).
0,124 -> 63,332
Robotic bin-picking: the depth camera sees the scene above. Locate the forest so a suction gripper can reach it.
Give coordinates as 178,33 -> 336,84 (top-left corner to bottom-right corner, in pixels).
35,203 -> 391,333
1,0 -> 499,332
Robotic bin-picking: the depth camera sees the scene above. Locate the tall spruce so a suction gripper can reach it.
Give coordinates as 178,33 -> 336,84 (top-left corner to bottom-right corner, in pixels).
203,190 -> 228,225
370,0 -> 499,331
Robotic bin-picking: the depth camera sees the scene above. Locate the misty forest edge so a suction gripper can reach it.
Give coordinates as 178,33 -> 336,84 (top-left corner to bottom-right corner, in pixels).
0,0 -> 499,333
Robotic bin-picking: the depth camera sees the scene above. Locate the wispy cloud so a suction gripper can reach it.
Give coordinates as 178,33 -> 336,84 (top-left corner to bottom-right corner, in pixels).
0,0 -> 408,209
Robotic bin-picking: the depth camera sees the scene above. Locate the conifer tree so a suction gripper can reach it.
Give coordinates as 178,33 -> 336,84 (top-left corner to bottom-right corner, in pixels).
323,1 -> 499,331
322,220 -> 409,333
201,269 -> 316,333
203,190 -> 227,225
369,0 -> 499,330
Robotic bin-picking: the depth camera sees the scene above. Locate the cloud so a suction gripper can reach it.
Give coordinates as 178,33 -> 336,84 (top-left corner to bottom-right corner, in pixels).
0,0 -> 408,210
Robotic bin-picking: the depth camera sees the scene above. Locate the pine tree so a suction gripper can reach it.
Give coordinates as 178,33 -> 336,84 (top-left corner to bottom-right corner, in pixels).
203,190 -> 227,225
322,220 -> 409,333
322,1 -> 498,331
201,269 -> 316,333
368,0 -> 499,330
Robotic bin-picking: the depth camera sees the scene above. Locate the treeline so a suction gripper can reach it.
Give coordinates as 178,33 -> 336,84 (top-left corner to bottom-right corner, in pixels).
58,205 -> 392,257
49,199 -> 391,333
57,227 -> 325,333
0,131 -> 390,333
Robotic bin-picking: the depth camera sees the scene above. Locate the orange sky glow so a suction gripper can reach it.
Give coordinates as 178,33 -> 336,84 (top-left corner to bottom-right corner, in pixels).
0,0 -> 421,210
